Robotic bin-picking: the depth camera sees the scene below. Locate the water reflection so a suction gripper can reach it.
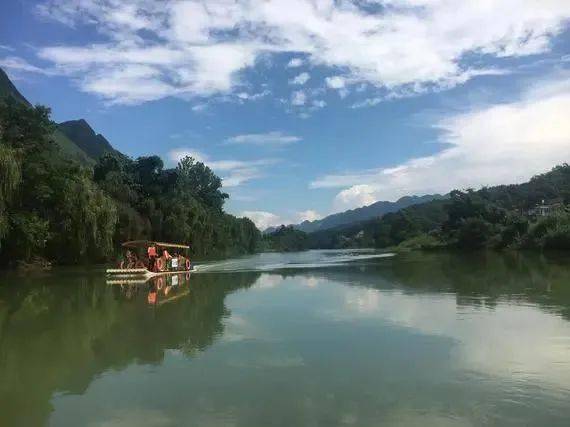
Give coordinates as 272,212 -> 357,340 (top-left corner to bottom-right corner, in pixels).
0,251 -> 569,426
0,270 -> 261,427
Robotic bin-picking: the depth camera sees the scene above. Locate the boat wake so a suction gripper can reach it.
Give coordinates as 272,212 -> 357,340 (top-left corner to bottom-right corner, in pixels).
194,250 -> 395,273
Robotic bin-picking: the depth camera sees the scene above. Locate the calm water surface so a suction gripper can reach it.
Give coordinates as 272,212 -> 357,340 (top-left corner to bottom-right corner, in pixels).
1,250 -> 570,426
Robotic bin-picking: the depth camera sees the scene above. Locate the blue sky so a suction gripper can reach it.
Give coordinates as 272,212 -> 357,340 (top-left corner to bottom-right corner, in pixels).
1,0 -> 569,229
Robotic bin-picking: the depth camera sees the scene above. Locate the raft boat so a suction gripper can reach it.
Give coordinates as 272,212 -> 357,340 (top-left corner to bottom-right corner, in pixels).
106,240 -> 194,279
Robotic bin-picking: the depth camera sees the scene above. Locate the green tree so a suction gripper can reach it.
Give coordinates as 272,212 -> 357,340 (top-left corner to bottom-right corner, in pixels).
0,144 -> 21,242
176,156 -> 228,212
456,218 -> 493,249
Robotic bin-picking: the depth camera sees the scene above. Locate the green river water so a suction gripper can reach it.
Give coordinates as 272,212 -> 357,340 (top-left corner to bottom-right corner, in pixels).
1,250 -> 570,426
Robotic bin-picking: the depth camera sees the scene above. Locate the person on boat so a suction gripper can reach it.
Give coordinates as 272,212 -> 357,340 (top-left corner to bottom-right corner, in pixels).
170,252 -> 180,270
147,244 -> 158,271
162,249 -> 172,270
129,251 -> 140,269
120,250 -> 135,269
178,253 -> 191,271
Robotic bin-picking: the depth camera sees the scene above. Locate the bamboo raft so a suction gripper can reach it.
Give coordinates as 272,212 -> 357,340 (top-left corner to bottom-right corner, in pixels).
106,268 -> 194,279
107,240 -> 195,282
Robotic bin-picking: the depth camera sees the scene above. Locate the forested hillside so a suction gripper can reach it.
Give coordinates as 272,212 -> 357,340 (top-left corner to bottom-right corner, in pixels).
264,225 -> 310,252
308,165 -> 570,251
0,98 -> 260,267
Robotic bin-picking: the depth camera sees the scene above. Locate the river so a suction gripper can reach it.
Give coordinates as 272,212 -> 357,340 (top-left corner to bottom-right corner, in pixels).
1,250 -> 570,426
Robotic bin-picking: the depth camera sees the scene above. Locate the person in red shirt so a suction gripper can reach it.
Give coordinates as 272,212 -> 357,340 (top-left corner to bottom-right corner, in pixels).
147,245 -> 157,271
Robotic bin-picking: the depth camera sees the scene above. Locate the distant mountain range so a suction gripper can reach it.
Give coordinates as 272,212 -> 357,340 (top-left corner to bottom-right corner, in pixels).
0,67 -> 118,164
266,194 -> 446,234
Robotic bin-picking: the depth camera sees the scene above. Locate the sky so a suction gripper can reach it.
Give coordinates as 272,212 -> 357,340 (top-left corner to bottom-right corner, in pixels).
1,0 -> 569,230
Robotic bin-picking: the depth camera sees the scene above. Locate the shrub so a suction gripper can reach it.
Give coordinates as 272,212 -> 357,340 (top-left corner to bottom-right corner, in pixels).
542,226 -> 570,250
397,233 -> 444,250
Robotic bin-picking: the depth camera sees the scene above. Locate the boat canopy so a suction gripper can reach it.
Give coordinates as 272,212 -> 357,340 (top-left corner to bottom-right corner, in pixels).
122,240 -> 190,249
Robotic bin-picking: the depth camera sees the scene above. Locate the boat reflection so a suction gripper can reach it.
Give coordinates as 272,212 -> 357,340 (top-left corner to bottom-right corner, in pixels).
108,272 -> 193,306
147,273 -> 191,306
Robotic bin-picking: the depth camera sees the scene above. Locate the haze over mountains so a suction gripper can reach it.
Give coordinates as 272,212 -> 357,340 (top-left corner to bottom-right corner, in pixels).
0,67 -> 117,165
266,194 -> 445,233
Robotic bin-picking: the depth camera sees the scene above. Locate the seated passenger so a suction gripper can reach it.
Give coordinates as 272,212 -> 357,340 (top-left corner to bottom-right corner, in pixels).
171,252 -> 179,270
121,250 -> 135,269
147,245 -> 158,271
162,249 -> 172,270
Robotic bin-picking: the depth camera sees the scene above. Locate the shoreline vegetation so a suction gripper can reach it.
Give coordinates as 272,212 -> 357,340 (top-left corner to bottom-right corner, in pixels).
266,164 -> 570,253
0,98 -> 261,268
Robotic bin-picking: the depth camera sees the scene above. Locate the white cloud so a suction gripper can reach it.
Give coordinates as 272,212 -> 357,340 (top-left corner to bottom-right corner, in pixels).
222,168 -> 264,187
333,185 -> 379,211
297,210 -> 322,222
351,97 -> 383,109
81,64 -> 177,105
239,209 -> 323,230
33,0 -> 570,105
350,68 -> 510,108
243,209 -> 322,230
325,76 -> 346,89
326,76 -> 351,98
0,56 -> 52,75
236,89 -> 270,101
287,57 -> 304,68
240,211 -> 284,230
290,72 -> 310,85
38,42 -> 259,104
169,148 -> 207,164
291,90 -> 307,106
0,45 -> 14,52
168,148 -> 277,187
226,131 -> 301,146
312,73 -> 570,211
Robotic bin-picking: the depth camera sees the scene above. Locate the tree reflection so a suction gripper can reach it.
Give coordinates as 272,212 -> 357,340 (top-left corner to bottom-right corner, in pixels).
0,270 -> 260,427
266,251 -> 570,320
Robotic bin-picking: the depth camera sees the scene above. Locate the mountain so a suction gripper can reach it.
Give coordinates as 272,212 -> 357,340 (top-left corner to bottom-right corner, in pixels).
51,129 -> 95,165
58,119 -> 118,160
0,67 -> 30,105
270,194 -> 445,234
0,67 -> 117,165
